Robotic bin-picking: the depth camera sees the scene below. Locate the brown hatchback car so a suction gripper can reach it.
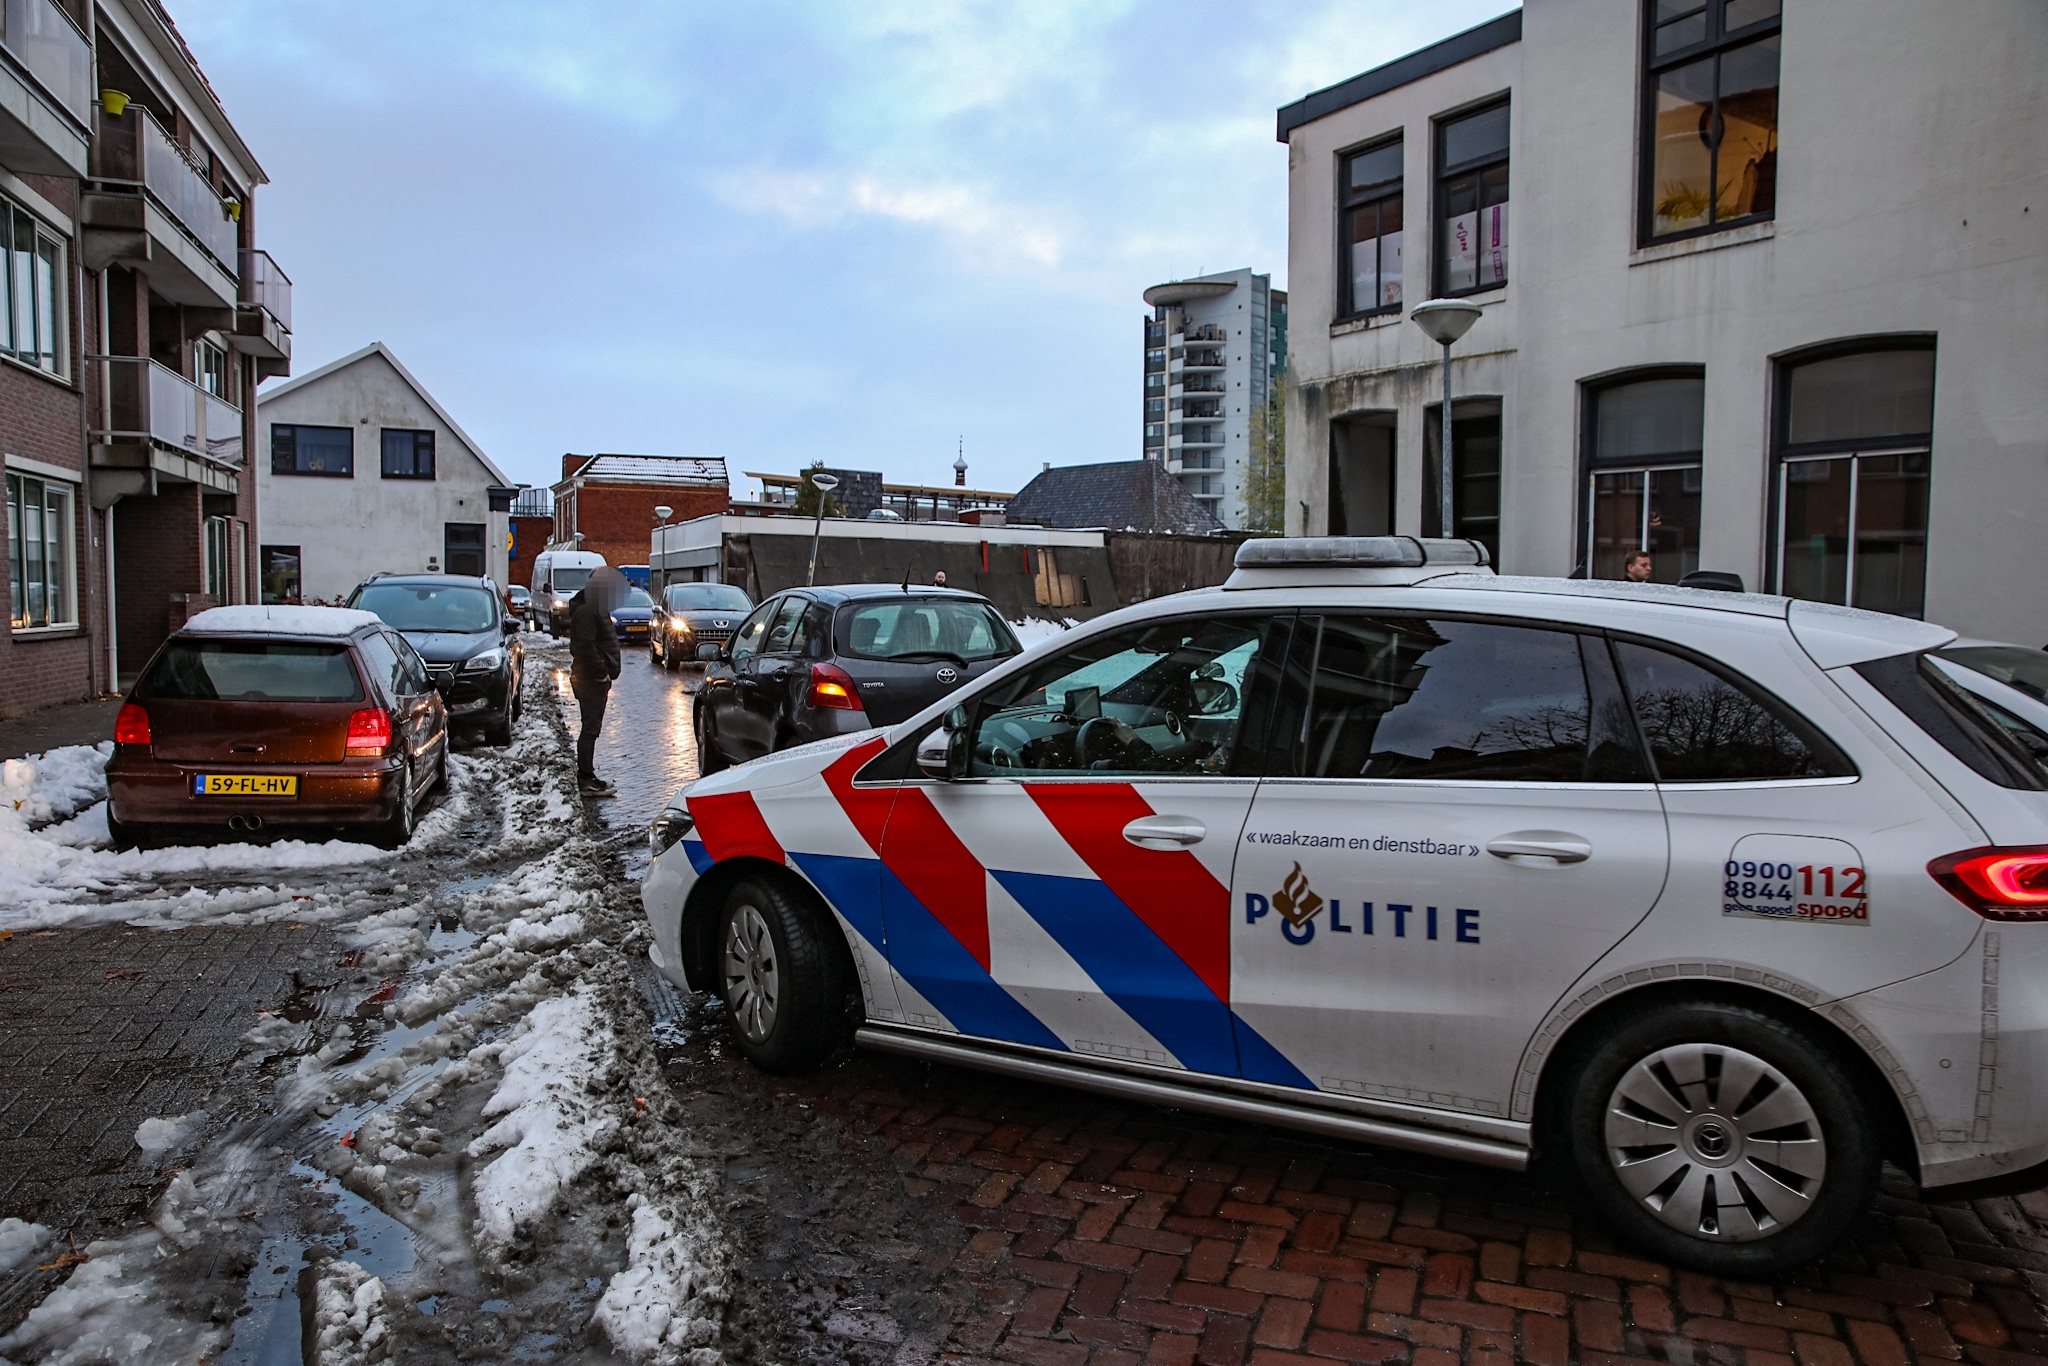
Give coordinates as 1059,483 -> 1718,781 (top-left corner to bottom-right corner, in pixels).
106,605 -> 449,849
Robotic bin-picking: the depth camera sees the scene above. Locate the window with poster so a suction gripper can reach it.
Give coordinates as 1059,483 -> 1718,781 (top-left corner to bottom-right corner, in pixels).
1582,371 -> 1705,584
260,545 -> 302,604
1640,0 -> 1780,244
1338,136 -> 1403,319
1434,101 -> 1508,297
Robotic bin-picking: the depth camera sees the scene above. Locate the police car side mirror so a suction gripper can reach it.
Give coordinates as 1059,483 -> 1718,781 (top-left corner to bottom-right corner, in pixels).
916,706 -> 971,780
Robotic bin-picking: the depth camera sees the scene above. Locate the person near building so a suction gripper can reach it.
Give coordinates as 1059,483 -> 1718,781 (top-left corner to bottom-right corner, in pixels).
933,571 -> 948,588
1624,550 -> 1655,583
568,566 -> 626,796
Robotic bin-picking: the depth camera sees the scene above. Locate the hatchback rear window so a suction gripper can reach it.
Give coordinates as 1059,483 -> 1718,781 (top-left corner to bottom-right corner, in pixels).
844,600 -> 1017,663
1854,652 -> 2048,790
139,640 -> 365,702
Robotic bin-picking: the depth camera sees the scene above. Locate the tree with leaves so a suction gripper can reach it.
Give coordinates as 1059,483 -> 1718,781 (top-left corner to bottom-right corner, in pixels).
1242,377 -> 1286,534
791,461 -> 842,519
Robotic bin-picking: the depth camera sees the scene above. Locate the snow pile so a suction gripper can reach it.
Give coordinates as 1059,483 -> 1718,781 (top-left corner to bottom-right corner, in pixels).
310,1260 -> 390,1365
182,603 -> 382,636
1009,617 -> 1078,650
0,1218 -> 51,1274
465,986 -> 617,1246
0,1228 -> 226,1365
593,1195 -> 727,1366
132,1110 -> 205,1157
2,743 -> 110,825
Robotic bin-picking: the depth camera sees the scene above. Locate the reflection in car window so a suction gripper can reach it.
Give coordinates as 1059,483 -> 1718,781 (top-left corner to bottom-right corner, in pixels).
390,632 -> 432,694
139,641 -> 364,702
354,583 -> 498,633
765,598 -> 809,654
845,600 -> 1017,663
359,633 -> 410,700
1301,618 -> 1604,782
1936,646 -> 2048,703
663,584 -> 752,612
1615,640 -> 1852,781
620,590 -> 653,609
968,617 -> 1274,777
728,600 -> 778,663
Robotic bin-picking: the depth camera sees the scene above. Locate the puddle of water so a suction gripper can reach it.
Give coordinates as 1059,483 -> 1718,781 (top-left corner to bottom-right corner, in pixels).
427,919 -> 479,959
218,1230 -> 310,1366
481,1297 -> 510,1313
290,1159 -> 418,1282
417,1294 -> 439,1317
440,871 -> 504,899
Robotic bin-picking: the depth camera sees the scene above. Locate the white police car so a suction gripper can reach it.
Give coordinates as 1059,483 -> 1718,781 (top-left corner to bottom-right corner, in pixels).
642,538 -> 2048,1274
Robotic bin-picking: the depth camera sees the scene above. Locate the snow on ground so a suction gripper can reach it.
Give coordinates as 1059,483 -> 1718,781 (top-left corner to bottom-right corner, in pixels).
1009,616 -> 1078,650
593,1194 -> 728,1366
0,1220 -> 50,1275
309,1260 -> 390,1366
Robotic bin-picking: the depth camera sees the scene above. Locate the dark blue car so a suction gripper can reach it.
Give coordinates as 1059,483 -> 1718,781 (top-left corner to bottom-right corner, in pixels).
611,588 -> 656,643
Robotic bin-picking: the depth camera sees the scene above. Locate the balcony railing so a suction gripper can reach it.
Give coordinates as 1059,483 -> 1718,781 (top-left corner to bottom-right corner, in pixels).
1179,380 -> 1225,394
1,0 -> 89,125
90,355 -> 243,467
240,248 -> 291,330
94,106 -> 238,270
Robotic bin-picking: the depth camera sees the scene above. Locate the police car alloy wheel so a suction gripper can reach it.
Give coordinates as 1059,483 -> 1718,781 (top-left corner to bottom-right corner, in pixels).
714,877 -> 850,1071
1565,1002 -> 1878,1275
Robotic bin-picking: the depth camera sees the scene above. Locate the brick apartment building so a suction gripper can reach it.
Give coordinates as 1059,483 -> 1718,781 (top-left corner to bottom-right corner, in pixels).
549,454 -> 728,571
0,0 -> 289,716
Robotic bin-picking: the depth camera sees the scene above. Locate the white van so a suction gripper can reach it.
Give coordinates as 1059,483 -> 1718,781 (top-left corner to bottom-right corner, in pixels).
529,549 -> 608,637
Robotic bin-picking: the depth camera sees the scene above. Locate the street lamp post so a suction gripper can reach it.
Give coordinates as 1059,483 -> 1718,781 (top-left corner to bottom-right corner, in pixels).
1408,299 -> 1484,542
805,472 -> 840,587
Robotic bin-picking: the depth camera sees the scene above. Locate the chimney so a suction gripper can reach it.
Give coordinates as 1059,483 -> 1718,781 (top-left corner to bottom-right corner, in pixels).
562,453 -> 594,479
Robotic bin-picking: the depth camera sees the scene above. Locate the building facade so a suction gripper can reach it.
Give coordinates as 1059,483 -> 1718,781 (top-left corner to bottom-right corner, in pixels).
551,454 -> 729,571
1279,3 -> 2047,642
255,343 -> 514,603
748,468 -> 1013,523
507,485 -> 553,589
1141,268 -> 1287,530
0,0 -> 289,713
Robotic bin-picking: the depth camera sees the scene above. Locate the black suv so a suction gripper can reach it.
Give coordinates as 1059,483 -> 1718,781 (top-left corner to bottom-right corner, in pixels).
346,573 -> 524,745
694,585 -> 1020,771
649,581 -> 754,670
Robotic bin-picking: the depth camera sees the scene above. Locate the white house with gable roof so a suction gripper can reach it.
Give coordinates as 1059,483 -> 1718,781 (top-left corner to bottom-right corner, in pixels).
256,343 -> 517,603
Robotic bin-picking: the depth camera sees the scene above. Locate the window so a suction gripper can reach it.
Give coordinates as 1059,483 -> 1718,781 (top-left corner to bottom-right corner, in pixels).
1436,102 -> 1509,295
358,632 -> 409,701
1772,344 -> 1934,616
966,615 -> 1284,777
1584,373 -> 1705,583
1293,617 -> 1647,783
1,201 -> 63,374
382,428 -> 435,480
728,598 -> 780,664
198,340 -> 228,398
443,522 -> 486,577
6,472 -> 74,628
353,583 -> 498,632
763,597 -> 808,654
1642,0 -> 1780,242
1614,639 -> 1853,780
260,545 -> 301,604
1340,138 -> 1403,316
204,515 -> 229,600
271,424 -> 354,477
1422,400 -> 1502,563
845,599 -> 1015,662
1329,415 -> 1395,536
138,640 -> 364,703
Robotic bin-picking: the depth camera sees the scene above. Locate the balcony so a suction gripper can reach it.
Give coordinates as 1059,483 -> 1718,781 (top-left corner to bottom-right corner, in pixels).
88,355 -> 243,494
230,248 -> 292,375
1176,379 -> 1226,396
0,0 -> 88,175
1180,324 -> 1226,343
81,106 -> 239,308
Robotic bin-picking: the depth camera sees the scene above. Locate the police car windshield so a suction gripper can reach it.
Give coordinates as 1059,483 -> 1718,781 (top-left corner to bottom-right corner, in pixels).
354,584 -> 497,633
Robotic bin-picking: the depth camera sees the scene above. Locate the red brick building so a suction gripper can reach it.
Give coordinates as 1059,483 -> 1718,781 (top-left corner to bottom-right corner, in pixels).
550,455 -> 729,571
506,485 -> 553,591
2,0 -> 290,716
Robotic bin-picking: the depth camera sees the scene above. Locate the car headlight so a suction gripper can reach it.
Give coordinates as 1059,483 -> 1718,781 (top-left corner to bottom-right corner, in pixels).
670,619 -> 692,635
463,647 -> 506,672
650,806 -> 694,859
552,595 -> 568,610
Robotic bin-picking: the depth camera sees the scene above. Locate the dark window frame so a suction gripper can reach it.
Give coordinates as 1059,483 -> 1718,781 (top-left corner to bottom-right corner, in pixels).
1637,0 -> 1782,247
1432,97 -> 1511,298
380,427 -> 436,480
270,423 -> 355,478
1336,133 -> 1405,321
1574,365 -> 1708,581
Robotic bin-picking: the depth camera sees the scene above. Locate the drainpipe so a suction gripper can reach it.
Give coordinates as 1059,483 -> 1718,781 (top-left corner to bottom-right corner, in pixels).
98,267 -> 119,689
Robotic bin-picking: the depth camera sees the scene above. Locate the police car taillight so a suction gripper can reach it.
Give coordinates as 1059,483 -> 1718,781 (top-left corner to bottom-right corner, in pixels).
1929,845 -> 2048,920
808,663 -> 864,711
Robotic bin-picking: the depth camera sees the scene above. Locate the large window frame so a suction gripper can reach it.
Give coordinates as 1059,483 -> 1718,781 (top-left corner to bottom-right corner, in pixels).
1639,0 -> 1781,246
1578,368 -> 1706,584
6,470 -> 77,630
1768,338 -> 1936,617
1,199 -> 65,378
1433,100 -> 1510,298
271,424 -> 355,478
381,428 -> 436,480
1337,135 -> 1404,320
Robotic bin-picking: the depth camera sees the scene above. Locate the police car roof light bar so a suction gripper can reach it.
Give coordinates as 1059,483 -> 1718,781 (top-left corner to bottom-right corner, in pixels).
1224,536 -> 1495,590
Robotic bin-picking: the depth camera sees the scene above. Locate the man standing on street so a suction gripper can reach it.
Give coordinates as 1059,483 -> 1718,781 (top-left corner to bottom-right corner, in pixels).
568,566 -> 626,797
1624,550 -> 1655,583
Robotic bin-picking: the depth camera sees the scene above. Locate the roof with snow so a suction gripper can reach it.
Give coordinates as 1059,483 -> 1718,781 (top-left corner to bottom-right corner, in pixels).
1005,461 -> 1225,534
560,455 -> 730,489
257,343 -> 513,488
181,605 -> 384,637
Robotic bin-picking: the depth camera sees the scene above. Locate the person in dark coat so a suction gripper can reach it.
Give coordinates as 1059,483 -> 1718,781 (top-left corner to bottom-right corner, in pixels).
567,566 -> 626,796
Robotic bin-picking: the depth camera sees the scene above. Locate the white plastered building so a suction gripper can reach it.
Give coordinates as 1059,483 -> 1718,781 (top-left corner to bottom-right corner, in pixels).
255,343 -> 515,603
1279,2 -> 2048,642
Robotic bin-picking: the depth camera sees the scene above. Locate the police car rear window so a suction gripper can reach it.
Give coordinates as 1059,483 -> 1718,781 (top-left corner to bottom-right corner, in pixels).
1614,641 -> 1855,782
1854,652 -> 2048,790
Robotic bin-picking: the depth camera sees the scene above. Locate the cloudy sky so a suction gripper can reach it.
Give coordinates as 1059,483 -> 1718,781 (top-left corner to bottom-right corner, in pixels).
179,1 -> 1513,497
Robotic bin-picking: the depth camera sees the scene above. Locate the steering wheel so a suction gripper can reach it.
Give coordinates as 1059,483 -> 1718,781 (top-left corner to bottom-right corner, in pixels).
976,741 -> 1019,770
1076,716 -> 1123,767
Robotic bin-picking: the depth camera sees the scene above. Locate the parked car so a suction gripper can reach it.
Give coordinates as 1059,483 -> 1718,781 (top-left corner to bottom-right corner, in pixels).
650,582 -> 754,670
530,549 -> 608,636
345,573 -> 523,746
107,605 -> 447,850
611,588 -> 656,644
507,584 -> 532,625
693,585 -> 1020,772
647,536 -> 2048,1275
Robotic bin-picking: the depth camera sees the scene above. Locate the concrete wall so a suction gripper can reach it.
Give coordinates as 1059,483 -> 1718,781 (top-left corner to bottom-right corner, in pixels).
1284,0 -> 2048,641
257,351 -> 509,602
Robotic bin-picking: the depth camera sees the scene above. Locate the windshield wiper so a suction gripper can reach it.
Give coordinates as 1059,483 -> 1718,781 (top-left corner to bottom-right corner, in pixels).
885,650 -> 972,667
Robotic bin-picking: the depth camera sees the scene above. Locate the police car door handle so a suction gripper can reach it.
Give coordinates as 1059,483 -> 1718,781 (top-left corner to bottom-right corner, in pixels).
1123,815 -> 1206,849
1486,832 -> 1593,864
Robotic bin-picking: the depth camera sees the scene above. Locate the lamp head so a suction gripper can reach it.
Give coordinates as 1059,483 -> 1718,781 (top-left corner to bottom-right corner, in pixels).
1409,298 -> 1485,346
810,473 -> 840,492
653,504 -> 673,522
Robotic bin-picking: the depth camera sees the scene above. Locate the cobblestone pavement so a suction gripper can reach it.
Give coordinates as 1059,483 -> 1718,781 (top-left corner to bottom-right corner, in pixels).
0,694 -> 122,762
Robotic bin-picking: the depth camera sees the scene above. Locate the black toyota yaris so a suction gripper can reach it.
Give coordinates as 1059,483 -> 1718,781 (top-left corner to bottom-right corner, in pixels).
692,584 -> 1020,771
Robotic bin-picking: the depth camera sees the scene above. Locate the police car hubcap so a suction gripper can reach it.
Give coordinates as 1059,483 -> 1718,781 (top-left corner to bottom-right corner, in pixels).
1603,1043 -> 1825,1241
723,903 -> 779,1042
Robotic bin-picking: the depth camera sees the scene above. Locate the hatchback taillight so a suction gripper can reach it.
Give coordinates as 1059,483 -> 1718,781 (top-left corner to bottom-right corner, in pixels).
807,663 -> 865,712
1929,845 -> 2048,920
346,707 -> 394,756
114,703 -> 151,746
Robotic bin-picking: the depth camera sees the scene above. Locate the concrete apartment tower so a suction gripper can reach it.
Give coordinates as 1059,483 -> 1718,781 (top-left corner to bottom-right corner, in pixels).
1141,269 -> 1287,530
